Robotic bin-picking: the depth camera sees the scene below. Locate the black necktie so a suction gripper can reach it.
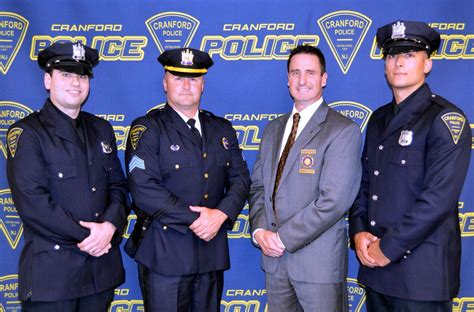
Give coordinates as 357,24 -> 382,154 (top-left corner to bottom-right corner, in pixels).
187,118 -> 202,147
72,118 -> 85,145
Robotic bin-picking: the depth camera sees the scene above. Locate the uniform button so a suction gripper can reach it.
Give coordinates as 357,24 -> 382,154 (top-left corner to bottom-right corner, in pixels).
58,172 -> 64,178
203,152 -> 207,158
403,255 -> 407,259
365,156 -> 369,161
175,164 -> 180,170
401,159 -> 406,165
378,145 -> 384,151
226,162 -> 230,166
163,225 -> 168,231
372,195 -> 378,201
431,94 -> 436,98
91,186 -> 97,192
204,194 -> 209,199
204,173 -> 209,179
89,161 -> 93,166
370,220 -> 376,226
406,250 -> 411,254
374,170 -> 379,176
94,212 -> 99,217
54,245 -> 60,250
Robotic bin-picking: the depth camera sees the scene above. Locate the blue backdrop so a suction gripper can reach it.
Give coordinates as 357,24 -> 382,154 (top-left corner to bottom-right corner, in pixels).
0,1 -> 473,311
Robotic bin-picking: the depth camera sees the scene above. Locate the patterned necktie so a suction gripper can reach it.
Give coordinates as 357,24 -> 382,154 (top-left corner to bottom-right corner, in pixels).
272,112 -> 300,213
187,118 -> 202,146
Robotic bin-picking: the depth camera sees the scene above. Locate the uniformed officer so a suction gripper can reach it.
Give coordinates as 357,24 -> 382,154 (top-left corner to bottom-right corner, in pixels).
349,21 -> 471,311
6,42 -> 129,311
124,47 -> 250,311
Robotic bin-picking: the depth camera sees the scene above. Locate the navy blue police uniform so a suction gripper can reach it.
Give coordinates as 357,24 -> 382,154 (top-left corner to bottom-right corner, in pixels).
350,21 -> 471,305
6,42 -> 129,307
124,48 -> 250,311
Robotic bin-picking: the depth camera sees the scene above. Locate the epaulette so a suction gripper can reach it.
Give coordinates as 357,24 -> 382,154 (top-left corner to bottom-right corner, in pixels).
199,109 -> 215,117
429,93 -> 452,109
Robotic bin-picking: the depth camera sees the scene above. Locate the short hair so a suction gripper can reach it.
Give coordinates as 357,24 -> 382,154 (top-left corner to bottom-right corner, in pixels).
287,45 -> 326,74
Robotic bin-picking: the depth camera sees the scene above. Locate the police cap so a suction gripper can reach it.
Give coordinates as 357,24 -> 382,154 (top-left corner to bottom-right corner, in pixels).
38,42 -> 99,76
158,48 -> 213,77
376,20 -> 440,56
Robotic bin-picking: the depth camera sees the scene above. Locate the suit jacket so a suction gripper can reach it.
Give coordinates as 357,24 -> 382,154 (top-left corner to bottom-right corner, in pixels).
6,100 -> 129,302
249,102 -> 362,283
349,84 -> 471,300
125,104 -> 250,275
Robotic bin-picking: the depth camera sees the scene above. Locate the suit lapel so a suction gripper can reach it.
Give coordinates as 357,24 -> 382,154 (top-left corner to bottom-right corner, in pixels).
200,111 -> 217,151
84,115 -> 98,160
277,103 -> 329,187
269,114 -> 289,189
163,104 -> 202,149
378,84 -> 432,143
42,101 -> 85,153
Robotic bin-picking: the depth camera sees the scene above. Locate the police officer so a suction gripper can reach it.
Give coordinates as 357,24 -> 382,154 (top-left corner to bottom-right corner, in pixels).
125,48 -> 250,311
6,42 -> 129,311
349,21 -> 471,311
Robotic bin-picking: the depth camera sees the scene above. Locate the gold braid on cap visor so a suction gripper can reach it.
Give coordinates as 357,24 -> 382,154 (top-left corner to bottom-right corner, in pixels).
164,66 -> 208,74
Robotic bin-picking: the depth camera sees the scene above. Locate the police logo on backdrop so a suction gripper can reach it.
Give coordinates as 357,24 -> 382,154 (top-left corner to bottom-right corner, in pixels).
346,278 -> 366,312
0,274 -> 20,311
0,189 -> 23,250
317,11 -> 372,74
0,12 -> 29,75
441,112 -> 466,145
145,12 -> 200,53
0,101 -> 33,159
328,101 -> 372,132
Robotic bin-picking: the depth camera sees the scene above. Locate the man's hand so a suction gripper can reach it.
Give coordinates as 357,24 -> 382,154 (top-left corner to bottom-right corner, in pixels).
367,239 -> 391,267
189,206 -> 228,242
254,230 -> 285,258
354,231 -> 379,268
77,221 -> 116,257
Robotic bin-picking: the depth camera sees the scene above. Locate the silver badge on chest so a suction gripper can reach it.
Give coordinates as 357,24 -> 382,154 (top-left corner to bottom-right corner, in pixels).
101,141 -> 113,154
398,130 -> 413,146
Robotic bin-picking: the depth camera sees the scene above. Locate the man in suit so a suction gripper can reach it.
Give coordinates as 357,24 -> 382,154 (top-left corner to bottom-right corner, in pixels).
349,21 -> 471,311
6,42 -> 129,311
249,45 -> 362,311
125,47 -> 250,311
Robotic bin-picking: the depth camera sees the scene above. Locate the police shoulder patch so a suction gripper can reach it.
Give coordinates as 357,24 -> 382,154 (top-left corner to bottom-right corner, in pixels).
7,127 -> 24,158
441,112 -> 466,145
130,125 -> 147,150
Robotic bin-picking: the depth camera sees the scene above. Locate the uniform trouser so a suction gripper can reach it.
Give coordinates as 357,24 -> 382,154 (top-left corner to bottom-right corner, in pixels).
265,253 -> 348,312
138,263 -> 224,312
365,287 -> 452,312
21,288 -> 115,312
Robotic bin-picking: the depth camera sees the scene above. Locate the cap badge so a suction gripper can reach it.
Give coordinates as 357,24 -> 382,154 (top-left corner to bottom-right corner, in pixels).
72,42 -> 86,62
391,21 -> 406,39
181,49 -> 194,66
398,130 -> 413,146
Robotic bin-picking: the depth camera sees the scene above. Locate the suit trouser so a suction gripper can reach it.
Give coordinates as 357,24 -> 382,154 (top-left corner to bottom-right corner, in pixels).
21,288 -> 115,312
365,287 -> 452,312
265,252 -> 348,312
138,263 -> 223,312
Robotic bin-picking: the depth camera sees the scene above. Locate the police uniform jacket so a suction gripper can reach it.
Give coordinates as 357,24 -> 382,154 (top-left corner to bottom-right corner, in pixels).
6,100 -> 129,302
349,84 -> 471,300
125,104 -> 250,275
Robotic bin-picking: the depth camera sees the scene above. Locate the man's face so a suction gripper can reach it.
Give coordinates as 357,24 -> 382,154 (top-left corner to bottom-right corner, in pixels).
163,72 -> 204,114
385,51 -> 432,93
44,69 -> 90,115
287,53 -> 327,110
